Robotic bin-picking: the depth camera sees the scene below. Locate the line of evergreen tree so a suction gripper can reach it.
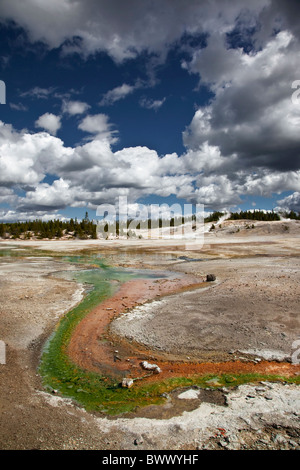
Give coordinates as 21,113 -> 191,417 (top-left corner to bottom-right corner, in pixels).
0,212 -> 97,240
228,210 -> 280,221
281,210 -> 300,220
204,211 -> 224,223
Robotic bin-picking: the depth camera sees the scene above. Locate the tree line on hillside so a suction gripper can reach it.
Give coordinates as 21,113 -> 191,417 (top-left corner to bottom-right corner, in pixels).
202,209 -> 300,223
100,215 -> 194,237
204,211 -> 225,223
228,209 -> 299,221
281,210 -> 300,220
0,209 -> 299,240
228,210 -> 281,221
0,212 -> 97,239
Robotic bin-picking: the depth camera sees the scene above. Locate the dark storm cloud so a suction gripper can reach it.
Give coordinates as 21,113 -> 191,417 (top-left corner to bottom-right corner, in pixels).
255,0 -> 300,46
0,0 -> 266,60
183,30 -> 300,175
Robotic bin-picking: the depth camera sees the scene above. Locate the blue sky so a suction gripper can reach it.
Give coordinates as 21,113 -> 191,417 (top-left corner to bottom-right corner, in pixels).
0,0 -> 299,222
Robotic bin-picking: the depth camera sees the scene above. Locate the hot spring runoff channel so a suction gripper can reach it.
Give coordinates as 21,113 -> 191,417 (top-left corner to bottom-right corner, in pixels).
38,251 -> 180,413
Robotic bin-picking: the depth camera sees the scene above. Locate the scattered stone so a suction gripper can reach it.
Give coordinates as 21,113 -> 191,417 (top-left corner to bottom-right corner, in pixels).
255,386 -> 267,392
246,393 -> 256,399
140,360 -> 161,374
206,274 -> 216,282
134,436 -> 144,445
264,394 -> 273,400
121,378 -> 134,388
219,439 -> 228,448
259,381 -> 273,388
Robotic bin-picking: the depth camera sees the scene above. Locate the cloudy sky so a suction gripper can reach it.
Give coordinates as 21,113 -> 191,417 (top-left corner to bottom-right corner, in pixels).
0,0 -> 300,222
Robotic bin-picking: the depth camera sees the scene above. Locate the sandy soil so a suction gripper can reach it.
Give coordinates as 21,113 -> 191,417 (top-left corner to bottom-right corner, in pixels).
112,256 -> 300,363
0,219 -> 300,450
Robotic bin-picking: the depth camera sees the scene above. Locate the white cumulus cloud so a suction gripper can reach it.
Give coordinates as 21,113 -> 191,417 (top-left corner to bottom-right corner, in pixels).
35,113 -> 62,136
62,100 -> 90,115
99,83 -> 137,106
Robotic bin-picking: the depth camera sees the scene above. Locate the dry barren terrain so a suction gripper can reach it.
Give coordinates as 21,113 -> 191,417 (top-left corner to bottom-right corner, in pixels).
0,219 -> 300,450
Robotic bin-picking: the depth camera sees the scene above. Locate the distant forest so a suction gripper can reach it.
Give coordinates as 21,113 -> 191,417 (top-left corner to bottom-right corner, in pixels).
0,209 -> 299,240
0,212 -> 97,240
205,209 -> 300,223
229,210 -> 300,221
204,211 -> 225,223
228,210 -> 280,221
281,210 -> 300,220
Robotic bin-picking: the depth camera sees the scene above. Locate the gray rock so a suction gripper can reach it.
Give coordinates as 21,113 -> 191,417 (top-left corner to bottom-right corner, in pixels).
121,378 -> 134,388
140,360 -> 161,374
134,436 -> 144,445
